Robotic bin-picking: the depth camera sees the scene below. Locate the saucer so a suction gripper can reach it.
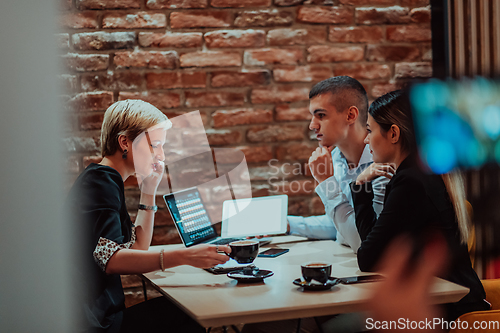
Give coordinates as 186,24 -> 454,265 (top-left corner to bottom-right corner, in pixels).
227,269 -> 274,283
293,277 -> 340,291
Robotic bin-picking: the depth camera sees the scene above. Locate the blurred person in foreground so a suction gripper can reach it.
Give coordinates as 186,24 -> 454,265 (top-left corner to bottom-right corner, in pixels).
351,90 -> 489,322
287,76 -> 389,253
68,100 -> 230,333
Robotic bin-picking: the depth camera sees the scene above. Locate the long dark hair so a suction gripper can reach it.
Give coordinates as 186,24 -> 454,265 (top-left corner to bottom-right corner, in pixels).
370,90 -> 470,243
368,90 -> 417,155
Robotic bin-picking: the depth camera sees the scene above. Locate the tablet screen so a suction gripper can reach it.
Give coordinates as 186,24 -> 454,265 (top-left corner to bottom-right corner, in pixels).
221,195 -> 288,238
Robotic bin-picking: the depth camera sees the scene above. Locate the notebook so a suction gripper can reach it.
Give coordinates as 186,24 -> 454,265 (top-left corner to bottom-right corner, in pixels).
163,187 -> 288,247
163,188 -> 288,273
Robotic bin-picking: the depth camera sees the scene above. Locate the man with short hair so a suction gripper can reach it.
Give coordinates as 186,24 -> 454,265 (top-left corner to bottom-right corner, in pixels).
287,76 -> 388,252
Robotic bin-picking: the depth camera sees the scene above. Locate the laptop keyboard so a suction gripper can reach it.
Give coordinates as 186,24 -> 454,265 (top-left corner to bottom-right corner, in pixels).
211,238 -> 242,245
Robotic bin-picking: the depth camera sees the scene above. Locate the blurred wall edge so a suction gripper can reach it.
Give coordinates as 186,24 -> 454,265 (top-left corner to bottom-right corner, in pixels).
0,1 -> 74,332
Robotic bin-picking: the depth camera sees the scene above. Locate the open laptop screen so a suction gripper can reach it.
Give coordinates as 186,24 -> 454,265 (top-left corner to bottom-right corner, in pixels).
221,195 -> 288,238
163,187 -> 217,247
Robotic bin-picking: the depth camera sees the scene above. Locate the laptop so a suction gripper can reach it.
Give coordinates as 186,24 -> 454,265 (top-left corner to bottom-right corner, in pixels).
163,187 -> 288,247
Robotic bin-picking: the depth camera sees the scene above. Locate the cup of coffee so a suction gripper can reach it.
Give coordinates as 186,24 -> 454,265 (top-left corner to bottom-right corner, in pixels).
229,240 -> 259,264
301,262 -> 332,284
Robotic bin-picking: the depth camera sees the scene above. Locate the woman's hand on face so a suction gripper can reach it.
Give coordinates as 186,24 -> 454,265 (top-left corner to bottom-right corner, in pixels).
181,244 -> 231,269
138,160 -> 165,195
356,163 -> 395,185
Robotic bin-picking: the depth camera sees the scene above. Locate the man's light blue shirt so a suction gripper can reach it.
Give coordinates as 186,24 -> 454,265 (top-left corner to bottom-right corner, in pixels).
288,145 -> 388,252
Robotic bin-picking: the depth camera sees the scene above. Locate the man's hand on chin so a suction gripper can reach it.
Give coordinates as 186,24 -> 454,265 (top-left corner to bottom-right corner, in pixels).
308,146 -> 334,183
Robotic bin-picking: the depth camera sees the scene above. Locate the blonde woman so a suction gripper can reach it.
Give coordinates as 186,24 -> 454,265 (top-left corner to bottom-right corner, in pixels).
352,90 -> 489,322
68,100 -> 230,333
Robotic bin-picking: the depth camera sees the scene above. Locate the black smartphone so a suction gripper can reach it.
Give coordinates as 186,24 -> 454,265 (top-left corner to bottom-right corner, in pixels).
339,274 -> 384,284
258,248 -> 289,258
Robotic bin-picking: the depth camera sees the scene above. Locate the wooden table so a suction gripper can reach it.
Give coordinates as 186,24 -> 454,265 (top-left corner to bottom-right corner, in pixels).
141,236 -> 469,328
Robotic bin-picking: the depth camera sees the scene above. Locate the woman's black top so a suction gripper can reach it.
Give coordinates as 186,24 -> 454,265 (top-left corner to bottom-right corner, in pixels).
351,157 -> 489,321
68,163 -> 134,333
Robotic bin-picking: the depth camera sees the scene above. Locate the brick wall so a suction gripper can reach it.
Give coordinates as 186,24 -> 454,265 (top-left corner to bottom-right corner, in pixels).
59,0 -> 432,305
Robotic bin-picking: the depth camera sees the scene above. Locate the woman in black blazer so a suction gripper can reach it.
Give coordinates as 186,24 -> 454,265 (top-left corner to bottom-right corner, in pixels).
351,90 -> 489,321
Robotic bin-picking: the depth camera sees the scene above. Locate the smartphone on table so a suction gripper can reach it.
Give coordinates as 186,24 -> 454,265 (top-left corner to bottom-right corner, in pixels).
258,248 -> 289,258
339,274 -> 384,284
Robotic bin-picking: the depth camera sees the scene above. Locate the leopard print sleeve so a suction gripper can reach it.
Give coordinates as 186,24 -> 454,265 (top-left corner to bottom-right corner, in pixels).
93,226 -> 137,272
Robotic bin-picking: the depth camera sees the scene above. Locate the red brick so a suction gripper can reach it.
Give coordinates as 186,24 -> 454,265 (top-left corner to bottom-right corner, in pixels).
356,6 -> 410,25
102,12 -> 167,29
152,210 -> 175,227
123,287 -> 162,307
251,86 -> 309,104
251,184 -> 270,197
244,48 -> 303,66
114,51 -> 178,69
211,70 -> 270,87
276,142 -> 316,161
60,0 -> 72,10
180,51 -> 241,67
152,226 -> 182,245
272,179 -> 316,197
72,32 -> 136,51
329,26 -> 384,43
275,0 -> 335,5
118,91 -> 181,109
422,45 -> 432,61
307,45 -> 364,63
273,65 -> 332,83
205,30 -> 266,48
121,274 -> 143,289
234,10 -> 294,27
164,111 -> 209,126
339,0 -> 395,4
139,32 -> 203,48
185,91 -> 245,107
401,0 -> 429,6
247,125 -> 305,142
67,92 -> 114,112
212,108 -> 273,127
170,11 -> 232,29
214,146 -> 273,163
239,146 -> 273,163
81,72 -> 143,91
311,196 -> 325,215
64,137 -> 100,153
76,0 -> 141,9
211,0 -> 271,7
297,6 -> 353,25
59,74 -> 79,92
249,164 -> 298,181
79,113 -> 104,131
371,81 -> 405,98
146,72 -> 206,89
62,53 -> 109,72
275,105 -> 311,121
366,45 -> 420,62
146,0 -> 206,9
206,129 -> 243,146
83,155 -> 103,167
395,62 -> 432,78
335,63 -> 391,80
57,34 -> 70,50
60,12 -> 99,29
274,0 -> 302,5
387,25 -> 431,42
286,198 -> 310,215
65,155 -> 81,174
267,28 -> 326,46
410,6 -> 431,23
